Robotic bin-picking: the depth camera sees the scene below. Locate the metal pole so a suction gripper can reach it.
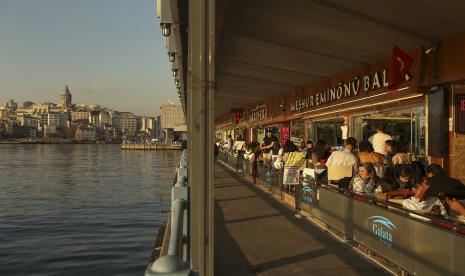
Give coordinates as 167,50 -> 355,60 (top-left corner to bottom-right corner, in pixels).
168,199 -> 186,256
188,0 -> 215,274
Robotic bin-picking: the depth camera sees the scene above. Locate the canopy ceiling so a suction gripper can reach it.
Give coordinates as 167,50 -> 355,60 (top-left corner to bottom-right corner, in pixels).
215,0 -> 465,118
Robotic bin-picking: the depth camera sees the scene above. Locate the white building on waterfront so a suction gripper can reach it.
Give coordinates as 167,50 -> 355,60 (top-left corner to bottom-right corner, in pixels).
160,102 -> 186,142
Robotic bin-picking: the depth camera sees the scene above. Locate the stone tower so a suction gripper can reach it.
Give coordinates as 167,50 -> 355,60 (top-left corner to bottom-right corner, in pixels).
60,84 -> 72,109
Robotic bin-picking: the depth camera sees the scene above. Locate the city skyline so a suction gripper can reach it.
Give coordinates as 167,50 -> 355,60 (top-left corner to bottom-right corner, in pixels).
0,84 -> 175,117
0,0 -> 177,116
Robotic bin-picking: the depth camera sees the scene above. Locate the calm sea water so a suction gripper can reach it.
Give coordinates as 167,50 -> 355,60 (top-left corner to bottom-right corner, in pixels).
0,144 -> 180,276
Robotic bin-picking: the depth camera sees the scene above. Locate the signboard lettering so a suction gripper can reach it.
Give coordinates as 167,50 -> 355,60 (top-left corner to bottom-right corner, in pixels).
249,106 -> 268,121
367,216 -> 397,248
291,69 -> 398,113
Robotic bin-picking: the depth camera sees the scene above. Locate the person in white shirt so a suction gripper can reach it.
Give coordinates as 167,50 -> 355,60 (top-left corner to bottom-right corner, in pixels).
223,135 -> 233,151
326,140 -> 358,168
368,125 -> 392,155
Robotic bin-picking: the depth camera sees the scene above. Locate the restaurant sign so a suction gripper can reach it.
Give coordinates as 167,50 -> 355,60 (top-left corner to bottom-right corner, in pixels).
291,69 -> 391,113
248,105 -> 268,121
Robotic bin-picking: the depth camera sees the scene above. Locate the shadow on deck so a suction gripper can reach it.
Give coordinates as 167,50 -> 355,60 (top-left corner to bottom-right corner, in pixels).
214,163 -> 390,276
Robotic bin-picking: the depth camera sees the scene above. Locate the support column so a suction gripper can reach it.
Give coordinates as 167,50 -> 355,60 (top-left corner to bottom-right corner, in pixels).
188,0 -> 215,275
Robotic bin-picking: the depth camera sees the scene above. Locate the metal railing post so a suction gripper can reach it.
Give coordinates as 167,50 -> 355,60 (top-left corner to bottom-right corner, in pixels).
145,149 -> 191,276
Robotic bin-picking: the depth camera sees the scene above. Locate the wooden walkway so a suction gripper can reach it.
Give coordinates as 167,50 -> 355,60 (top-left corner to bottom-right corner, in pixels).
214,163 -> 390,275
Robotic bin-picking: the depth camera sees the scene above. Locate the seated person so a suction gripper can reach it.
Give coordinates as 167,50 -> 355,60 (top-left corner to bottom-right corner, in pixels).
445,197 -> 465,221
349,163 -> 380,194
358,140 -> 387,165
392,167 -> 418,190
384,140 -> 398,171
392,144 -> 412,166
424,164 -> 464,197
311,140 -> 331,181
326,140 -> 358,169
402,179 -> 443,213
304,140 -> 314,160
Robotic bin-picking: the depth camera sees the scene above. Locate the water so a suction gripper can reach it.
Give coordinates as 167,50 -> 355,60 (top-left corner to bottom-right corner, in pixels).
0,144 -> 180,276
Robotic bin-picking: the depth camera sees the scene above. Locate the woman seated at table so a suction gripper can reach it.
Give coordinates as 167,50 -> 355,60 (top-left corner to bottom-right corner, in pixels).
392,144 -> 412,166
358,140 -> 387,165
311,140 -> 331,181
349,163 -> 381,194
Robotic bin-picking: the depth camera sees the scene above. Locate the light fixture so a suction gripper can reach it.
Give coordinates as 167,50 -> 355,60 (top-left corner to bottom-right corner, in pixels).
425,42 -> 441,55
175,79 -> 180,87
161,23 -> 171,37
168,52 -> 176,62
172,69 -> 178,77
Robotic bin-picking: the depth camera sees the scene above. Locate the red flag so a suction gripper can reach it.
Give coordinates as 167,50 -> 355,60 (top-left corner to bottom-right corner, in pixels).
388,46 -> 414,94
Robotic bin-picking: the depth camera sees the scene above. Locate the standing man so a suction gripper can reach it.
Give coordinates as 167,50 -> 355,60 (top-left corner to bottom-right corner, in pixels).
368,125 -> 392,155
224,135 -> 233,152
260,130 -> 278,166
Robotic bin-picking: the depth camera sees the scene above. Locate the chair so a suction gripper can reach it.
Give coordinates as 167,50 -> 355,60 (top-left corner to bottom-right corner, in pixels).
328,165 -> 353,189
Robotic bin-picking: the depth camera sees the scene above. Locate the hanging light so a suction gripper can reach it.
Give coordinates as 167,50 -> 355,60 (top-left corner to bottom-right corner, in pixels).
161,23 -> 171,37
168,52 -> 176,62
172,69 -> 178,77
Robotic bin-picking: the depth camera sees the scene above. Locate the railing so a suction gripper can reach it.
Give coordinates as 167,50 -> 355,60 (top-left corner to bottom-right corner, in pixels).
145,150 -> 191,276
218,149 -> 284,198
217,149 -> 465,275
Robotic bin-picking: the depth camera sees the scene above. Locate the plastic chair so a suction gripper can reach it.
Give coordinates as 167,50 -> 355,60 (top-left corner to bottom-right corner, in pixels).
328,165 -> 353,189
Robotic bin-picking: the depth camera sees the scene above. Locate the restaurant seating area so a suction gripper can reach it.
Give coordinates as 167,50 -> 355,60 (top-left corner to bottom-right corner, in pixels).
217,147 -> 465,275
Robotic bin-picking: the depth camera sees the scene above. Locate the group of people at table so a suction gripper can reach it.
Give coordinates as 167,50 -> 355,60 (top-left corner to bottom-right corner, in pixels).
241,125 -> 465,221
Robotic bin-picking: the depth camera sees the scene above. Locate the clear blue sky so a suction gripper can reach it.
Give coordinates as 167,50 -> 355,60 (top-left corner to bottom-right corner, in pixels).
0,0 -> 176,116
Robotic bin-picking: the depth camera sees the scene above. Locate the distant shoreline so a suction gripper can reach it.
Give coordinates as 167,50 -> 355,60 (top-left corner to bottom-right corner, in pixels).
0,141 -> 121,145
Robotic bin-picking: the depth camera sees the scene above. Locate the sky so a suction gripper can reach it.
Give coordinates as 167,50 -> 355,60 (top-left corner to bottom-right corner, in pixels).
0,0 -> 177,116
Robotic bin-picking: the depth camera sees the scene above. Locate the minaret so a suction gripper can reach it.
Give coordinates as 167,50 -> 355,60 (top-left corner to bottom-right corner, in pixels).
60,84 -> 72,109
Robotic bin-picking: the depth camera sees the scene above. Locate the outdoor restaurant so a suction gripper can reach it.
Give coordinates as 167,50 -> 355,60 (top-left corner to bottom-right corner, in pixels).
216,31 -> 465,275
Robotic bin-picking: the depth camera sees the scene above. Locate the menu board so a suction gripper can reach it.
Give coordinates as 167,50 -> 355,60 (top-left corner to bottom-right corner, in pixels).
283,167 -> 300,185
284,152 -> 306,167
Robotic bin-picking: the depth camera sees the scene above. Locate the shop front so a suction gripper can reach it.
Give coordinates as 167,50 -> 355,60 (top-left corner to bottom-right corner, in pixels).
285,51 -> 424,153
351,105 -> 426,163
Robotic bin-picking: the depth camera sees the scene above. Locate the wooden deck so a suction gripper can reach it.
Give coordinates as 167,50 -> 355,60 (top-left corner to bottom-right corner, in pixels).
214,163 -> 389,275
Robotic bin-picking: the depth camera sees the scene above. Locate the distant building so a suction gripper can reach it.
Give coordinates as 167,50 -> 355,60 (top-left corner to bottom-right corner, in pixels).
89,110 -> 100,126
160,103 -> 186,142
75,126 -> 96,141
72,110 -> 89,122
60,85 -> 72,109
99,111 -> 110,127
109,112 -> 137,135
160,103 -> 185,129
47,112 -> 68,128
4,99 -> 18,111
154,115 -> 163,140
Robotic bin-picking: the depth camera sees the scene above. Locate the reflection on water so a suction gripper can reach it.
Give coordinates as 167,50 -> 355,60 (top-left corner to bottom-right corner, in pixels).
0,144 -> 180,276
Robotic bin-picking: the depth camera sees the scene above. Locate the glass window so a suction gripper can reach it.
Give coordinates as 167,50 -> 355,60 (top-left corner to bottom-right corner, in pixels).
290,120 -> 305,146
306,118 -> 344,148
350,106 -> 426,162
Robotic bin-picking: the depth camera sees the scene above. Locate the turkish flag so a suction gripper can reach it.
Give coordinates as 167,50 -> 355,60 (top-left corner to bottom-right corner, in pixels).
388,46 -> 414,94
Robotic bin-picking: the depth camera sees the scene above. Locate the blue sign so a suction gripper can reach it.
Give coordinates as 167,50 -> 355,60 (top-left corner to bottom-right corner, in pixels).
367,216 -> 397,248
301,186 -> 313,204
